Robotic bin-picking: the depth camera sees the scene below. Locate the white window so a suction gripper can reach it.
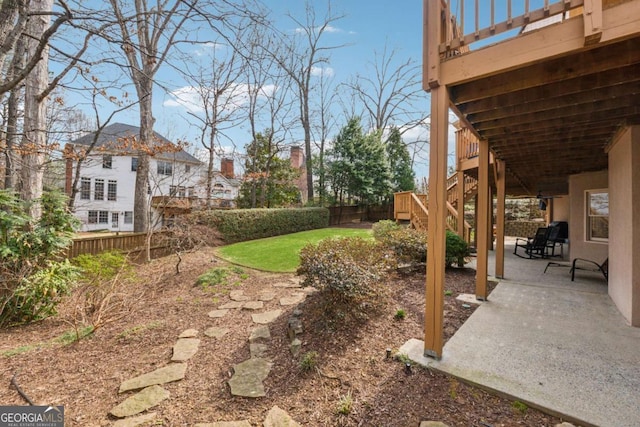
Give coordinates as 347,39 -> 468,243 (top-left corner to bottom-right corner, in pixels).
124,211 -> 133,224
98,211 -> 109,224
586,190 -> 608,242
111,212 -> 119,228
103,154 -> 112,169
88,211 -> 98,224
157,161 -> 172,176
131,157 -> 138,171
107,180 -> 117,201
81,177 -> 91,200
94,179 -> 104,200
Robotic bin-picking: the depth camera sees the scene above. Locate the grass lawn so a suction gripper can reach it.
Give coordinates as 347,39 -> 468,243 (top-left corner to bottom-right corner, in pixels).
216,227 -> 372,272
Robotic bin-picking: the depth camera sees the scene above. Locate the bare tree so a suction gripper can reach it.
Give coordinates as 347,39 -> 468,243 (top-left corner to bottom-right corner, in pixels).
310,68 -> 339,206
0,0 -> 72,96
341,44 -> 428,139
267,0 -> 346,203
20,0 -> 58,218
179,41 -> 246,207
241,26 -> 297,208
104,0 -> 262,233
104,0 -> 192,232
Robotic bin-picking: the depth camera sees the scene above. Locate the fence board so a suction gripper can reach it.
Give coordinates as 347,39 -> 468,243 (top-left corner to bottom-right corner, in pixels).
68,232 -> 169,259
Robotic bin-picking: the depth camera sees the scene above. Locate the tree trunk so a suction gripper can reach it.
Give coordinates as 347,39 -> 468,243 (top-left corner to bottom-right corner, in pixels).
4,37 -> 25,190
21,0 -> 52,219
133,76 -> 153,234
206,125 -> 215,208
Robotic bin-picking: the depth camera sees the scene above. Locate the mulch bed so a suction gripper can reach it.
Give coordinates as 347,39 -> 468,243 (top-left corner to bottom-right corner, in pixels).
0,244 -> 566,426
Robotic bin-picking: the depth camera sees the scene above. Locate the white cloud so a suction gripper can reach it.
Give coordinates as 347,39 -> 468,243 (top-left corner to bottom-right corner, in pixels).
324,25 -> 341,33
295,25 -> 343,34
164,86 -> 204,113
311,66 -> 334,77
193,41 -> 225,57
164,83 -> 278,114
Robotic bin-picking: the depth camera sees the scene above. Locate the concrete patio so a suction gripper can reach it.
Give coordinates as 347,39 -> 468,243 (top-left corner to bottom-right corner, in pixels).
401,239 -> 640,427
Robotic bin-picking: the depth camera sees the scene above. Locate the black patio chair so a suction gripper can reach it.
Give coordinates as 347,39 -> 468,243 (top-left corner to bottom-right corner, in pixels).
544,225 -> 562,257
514,227 -> 549,259
571,257 -> 608,282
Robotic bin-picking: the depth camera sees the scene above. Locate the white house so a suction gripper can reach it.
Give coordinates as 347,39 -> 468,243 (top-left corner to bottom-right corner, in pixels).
65,123 -> 239,232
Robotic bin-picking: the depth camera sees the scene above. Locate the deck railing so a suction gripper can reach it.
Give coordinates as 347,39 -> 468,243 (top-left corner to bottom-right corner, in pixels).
435,0 -> 585,54
456,127 -> 479,164
447,173 -> 479,207
394,190 -> 472,242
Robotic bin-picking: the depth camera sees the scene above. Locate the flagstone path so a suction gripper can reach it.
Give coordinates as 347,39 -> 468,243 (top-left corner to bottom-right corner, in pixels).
108,277 -> 307,426
107,274 -> 575,427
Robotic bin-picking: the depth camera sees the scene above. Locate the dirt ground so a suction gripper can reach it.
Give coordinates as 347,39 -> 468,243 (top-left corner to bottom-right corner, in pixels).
0,242 -> 568,426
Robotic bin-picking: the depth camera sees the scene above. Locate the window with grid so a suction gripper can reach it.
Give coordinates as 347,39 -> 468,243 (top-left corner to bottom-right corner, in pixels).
169,185 -> 177,196
103,154 -> 112,169
107,180 -> 117,201
124,211 -> 133,224
185,164 -> 191,173
131,157 -> 138,171
157,161 -> 172,176
81,177 -> 91,200
111,212 -> 119,228
88,211 -> 98,224
94,179 -> 104,200
586,190 -> 609,242
178,186 -> 186,197
98,211 -> 109,224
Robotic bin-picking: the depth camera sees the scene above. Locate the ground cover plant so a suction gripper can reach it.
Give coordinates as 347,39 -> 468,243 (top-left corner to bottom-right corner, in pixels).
216,227 -> 372,272
0,224 -> 565,426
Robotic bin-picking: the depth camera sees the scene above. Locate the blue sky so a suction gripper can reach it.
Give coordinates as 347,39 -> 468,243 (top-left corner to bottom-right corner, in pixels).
58,1 -> 559,180
79,1 -> 453,181
152,0 -> 438,176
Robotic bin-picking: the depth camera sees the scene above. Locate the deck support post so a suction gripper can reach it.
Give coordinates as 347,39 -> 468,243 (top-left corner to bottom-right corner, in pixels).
583,0 -> 603,45
495,160 -> 506,278
476,138 -> 490,300
424,84 -> 448,359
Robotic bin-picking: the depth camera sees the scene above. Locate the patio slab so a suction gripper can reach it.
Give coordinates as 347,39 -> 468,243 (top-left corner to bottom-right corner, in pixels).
403,243 -> 640,427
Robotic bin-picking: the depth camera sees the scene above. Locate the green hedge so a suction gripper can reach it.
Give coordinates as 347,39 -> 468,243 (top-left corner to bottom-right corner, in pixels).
191,208 -> 330,243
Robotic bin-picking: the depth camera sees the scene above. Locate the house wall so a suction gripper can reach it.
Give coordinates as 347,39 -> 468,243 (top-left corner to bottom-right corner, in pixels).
608,125 -> 640,326
71,154 -> 203,232
568,170 -> 608,262
551,196 -> 569,222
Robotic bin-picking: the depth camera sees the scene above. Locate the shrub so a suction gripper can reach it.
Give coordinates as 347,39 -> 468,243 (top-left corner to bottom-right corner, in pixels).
69,252 -> 138,335
196,268 -> 230,288
190,207 -> 329,244
0,190 -> 79,327
371,219 -> 401,240
446,230 -> 470,267
375,227 -> 427,265
297,237 -> 392,317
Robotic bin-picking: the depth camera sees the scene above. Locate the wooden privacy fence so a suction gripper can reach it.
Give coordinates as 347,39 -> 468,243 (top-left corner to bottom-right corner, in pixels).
68,232 -> 170,260
328,204 -> 393,226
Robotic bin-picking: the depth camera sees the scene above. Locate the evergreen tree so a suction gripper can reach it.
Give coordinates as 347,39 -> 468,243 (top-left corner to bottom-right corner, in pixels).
386,127 -> 416,192
237,131 -> 301,208
326,117 -> 392,205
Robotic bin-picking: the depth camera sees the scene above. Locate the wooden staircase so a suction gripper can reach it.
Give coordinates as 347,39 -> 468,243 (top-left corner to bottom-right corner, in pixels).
394,174 -> 476,242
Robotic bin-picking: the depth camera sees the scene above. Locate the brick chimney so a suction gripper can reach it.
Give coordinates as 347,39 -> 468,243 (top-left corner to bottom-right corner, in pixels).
221,158 -> 234,179
290,146 -> 304,169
